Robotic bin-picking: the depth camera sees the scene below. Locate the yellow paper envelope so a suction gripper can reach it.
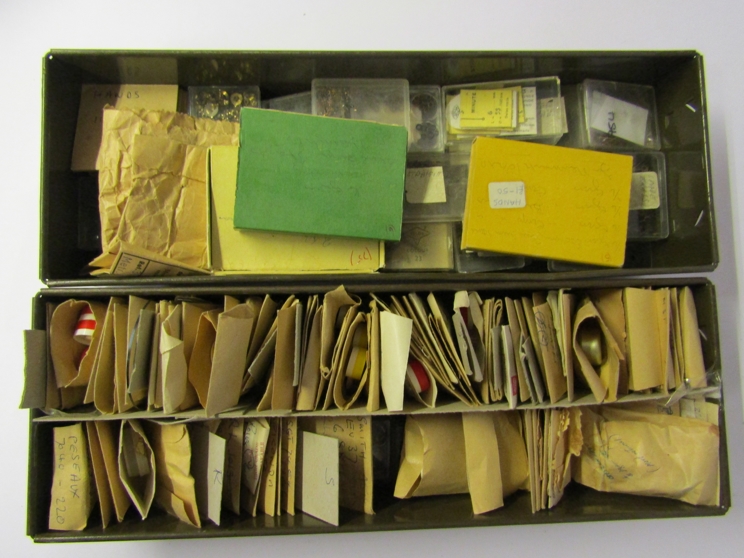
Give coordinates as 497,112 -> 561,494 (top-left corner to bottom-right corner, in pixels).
208,146 -> 384,273
461,138 -> 633,266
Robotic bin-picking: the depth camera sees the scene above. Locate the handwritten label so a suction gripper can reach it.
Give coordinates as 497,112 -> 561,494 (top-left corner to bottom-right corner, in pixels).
49,424 -> 92,531
489,181 -> 526,209
459,89 -> 517,129
405,167 -> 447,204
71,84 -> 179,171
590,91 -> 649,146
242,418 -> 270,494
630,172 -> 660,210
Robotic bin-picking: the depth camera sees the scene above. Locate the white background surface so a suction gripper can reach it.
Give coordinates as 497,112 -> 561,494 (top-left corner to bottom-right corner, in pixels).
1,1 -> 743,556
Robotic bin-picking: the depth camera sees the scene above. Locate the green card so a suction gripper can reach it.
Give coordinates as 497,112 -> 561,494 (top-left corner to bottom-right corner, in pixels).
234,108 -> 408,241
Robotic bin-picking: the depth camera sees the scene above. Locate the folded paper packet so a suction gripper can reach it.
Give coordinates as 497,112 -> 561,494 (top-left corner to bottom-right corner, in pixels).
574,405 -> 720,506
92,107 -> 238,271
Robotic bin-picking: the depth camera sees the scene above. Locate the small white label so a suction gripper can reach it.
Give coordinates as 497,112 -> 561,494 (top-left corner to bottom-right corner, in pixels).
630,172 -> 660,210
488,181 -> 526,209
405,166 -> 447,204
590,91 -> 649,146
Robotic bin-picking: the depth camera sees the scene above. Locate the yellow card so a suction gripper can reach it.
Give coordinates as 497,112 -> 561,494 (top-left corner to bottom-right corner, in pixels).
461,138 -> 633,267
459,89 -> 516,130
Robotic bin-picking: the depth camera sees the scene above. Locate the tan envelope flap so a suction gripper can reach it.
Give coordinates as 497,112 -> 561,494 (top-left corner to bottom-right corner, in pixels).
492,411 -> 530,496
680,287 -> 707,389
118,420 -> 156,519
206,304 -> 256,416
149,422 -> 200,527
333,313 -> 370,411
188,309 -> 221,407
93,298 -> 124,414
296,307 -> 323,411
95,421 -> 131,522
320,286 -> 361,377
532,301 -> 567,404
86,422 -> 113,528
216,419 -> 244,516
272,306 -> 299,411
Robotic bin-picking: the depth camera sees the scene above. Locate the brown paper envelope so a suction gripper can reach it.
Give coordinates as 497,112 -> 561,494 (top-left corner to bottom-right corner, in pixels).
126,296 -> 150,388
161,304 -> 199,414
546,408 -> 582,508
515,301 -> 544,403
505,298 -> 531,403
624,288 -> 665,391
560,291 -> 576,400
281,417 -> 298,515
257,368 -> 275,412
320,287 -> 361,378
44,303 -> 62,411
243,296 -> 279,382
129,305 -> 156,405
522,297 -> 546,382
501,326 -> 519,409
486,298 -> 505,402
427,293 -> 470,384
49,423 -> 94,531
216,419 -> 244,515
147,306 -> 163,410
188,309 -> 221,407
273,306 -> 299,411
299,295 -> 319,379
93,298 -> 123,414
224,295 -> 240,312
191,424 -> 227,525
680,287 -> 707,389
59,387 -> 86,410
670,287 -> 684,389
86,422 -> 113,528
118,420 -> 156,519
276,423 -> 283,517
394,414 -> 468,499
366,301 -> 382,412
206,304 -> 256,416
572,300 -> 617,402
322,305 -> 360,410
244,329 -> 277,394
492,411 -> 530,495
463,413 -> 504,514
334,313 -> 370,410
300,416 -> 374,514
590,289 -> 629,396
575,406 -> 719,506
241,418 -> 271,516
95,421 -> 131,522
656,288 -> 672,393
532,301 -> 567,404
148,422 -> 200,527
296,308 -> 323,411
182,301 -> 219,366
523,410 -> 539,512
50,300 -> 107,389
258,419 -> 280,516
402,294 -> 457,387
113,301 -> 134,413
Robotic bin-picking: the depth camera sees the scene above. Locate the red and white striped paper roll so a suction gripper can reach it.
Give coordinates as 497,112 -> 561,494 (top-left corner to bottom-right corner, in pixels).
73,305 -> 96,345
406,358 -> 430,394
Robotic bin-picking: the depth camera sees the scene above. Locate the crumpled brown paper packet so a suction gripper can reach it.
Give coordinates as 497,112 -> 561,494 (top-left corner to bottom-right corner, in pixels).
93,107 -> 238,270
574,405 -> 719,506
